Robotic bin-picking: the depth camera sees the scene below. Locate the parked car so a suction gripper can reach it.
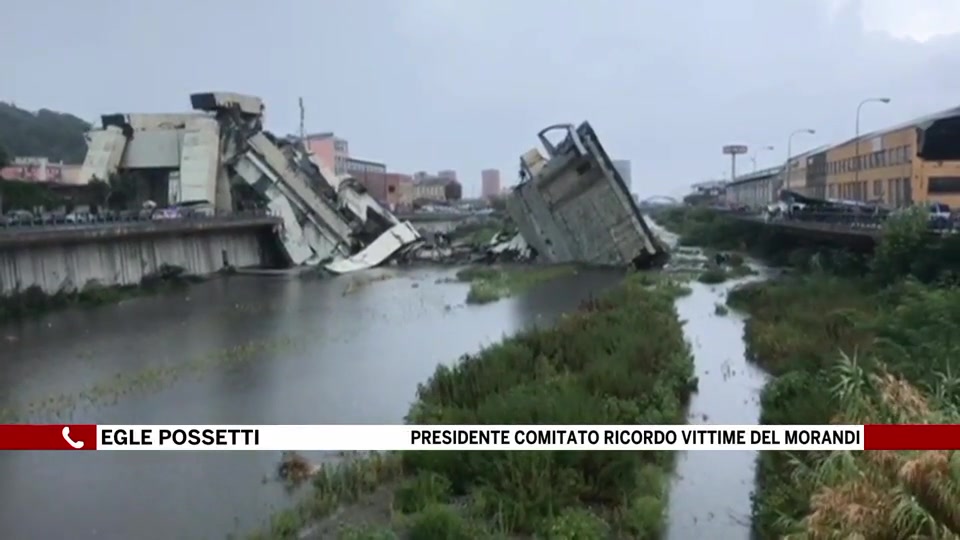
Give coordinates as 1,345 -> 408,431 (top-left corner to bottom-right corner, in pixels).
151,207 -> 183,220
65,211 -> 91,224
1,210 -> 34,226
177,200 -> 215,217
929,202 -> 951,219
928,203 -> 952,230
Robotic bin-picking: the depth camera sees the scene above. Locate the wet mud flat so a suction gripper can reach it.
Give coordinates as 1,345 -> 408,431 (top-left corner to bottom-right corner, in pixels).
0,266 -> 621,540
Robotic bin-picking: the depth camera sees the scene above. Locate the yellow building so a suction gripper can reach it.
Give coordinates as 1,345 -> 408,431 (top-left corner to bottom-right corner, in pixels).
824,106 -> 960,207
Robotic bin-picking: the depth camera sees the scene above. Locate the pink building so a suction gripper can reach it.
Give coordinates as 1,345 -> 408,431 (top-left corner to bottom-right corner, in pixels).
351,171 -> 411,210
303,132 -> 350,175
0,157 -> 84,185
481,169 -> 501,198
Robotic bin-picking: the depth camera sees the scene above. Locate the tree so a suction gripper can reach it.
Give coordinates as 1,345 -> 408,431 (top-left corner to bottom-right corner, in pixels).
871,206 -> 931,284
104,172 -> 140,210
0,143 -> 9,168
88,178 -> 110,208
0,103 -> 90,164
443,180 -> 462,201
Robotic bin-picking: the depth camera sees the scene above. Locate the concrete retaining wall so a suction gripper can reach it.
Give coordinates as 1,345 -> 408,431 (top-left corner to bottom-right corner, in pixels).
0,230 -> 266,296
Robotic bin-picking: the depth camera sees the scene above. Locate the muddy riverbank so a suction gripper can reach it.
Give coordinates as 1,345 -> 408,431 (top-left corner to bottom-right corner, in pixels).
0,266 -> 622,540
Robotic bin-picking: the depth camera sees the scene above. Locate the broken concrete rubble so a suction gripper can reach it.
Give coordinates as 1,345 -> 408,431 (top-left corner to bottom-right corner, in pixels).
507,122 -> 668,269
78,96 -> 661,274
79,92 -> 421,273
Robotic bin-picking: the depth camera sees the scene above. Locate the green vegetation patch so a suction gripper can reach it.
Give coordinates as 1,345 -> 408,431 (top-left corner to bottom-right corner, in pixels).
457,264 -> 578,304
250,274 -> 695,539
717,210 -> 960,539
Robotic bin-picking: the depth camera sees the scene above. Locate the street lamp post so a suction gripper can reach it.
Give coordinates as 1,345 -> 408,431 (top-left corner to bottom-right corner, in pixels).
752,145 -> 775,172
854,97 -> 891,199
785,129 -> 816,191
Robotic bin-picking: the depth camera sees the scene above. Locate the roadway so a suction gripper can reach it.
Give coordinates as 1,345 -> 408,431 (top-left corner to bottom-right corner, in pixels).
714,207 -> 956,244
0,211 -> 281,248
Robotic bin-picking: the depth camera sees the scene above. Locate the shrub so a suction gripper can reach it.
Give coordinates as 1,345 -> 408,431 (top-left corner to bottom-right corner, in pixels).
393,471 -> 452,514
403,279 -> 693,535
338,525 -> 398,540
697,268 -> 727,284
465,281 -> 503,304
733,273 -> 960,537
406,504 -> 475,540
540,507 -> 611,540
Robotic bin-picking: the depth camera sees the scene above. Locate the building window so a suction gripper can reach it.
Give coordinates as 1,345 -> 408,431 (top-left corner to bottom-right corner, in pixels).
928,177 -> 960,194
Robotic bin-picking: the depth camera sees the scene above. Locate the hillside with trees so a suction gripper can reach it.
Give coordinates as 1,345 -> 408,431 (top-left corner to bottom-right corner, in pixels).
0,102 -> 91,164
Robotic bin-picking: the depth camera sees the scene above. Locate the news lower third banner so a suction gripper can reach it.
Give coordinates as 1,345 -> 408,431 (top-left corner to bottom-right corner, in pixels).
0,424 -> 956,451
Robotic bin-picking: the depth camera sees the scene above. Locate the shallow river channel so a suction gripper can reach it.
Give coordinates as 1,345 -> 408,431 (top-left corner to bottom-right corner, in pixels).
654,223 -> 770,540
0,222 -> 770,539
0,266 -> 621,539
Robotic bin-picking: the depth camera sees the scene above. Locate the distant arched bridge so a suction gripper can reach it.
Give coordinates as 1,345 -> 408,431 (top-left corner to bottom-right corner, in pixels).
640,195 -> 680,205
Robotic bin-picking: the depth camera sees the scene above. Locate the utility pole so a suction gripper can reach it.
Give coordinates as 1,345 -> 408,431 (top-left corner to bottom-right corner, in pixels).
298,97 -> 306,145
854,97 -> 891,200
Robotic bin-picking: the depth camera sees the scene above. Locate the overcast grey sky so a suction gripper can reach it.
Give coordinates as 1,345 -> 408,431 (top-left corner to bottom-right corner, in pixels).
2,0 -> 959,197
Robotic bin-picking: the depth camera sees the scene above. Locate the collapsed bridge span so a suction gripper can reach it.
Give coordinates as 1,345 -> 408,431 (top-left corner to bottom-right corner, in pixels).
508,122 -> 667,268
79,92 -> 422,273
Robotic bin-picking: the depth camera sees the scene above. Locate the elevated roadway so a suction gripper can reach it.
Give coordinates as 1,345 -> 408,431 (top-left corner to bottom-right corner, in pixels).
0,212 -> 281,249
713,207 -> 957,250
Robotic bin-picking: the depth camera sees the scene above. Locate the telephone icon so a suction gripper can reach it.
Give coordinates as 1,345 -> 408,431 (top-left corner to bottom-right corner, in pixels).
62,426 -> 84,449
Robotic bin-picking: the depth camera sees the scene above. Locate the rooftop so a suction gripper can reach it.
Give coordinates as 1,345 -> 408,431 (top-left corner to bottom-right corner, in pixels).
346,156 -> 386,167
727,165 -> 783,187
835,104 -> 960,147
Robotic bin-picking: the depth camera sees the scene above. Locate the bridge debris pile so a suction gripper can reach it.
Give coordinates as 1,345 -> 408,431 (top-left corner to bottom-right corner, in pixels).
78,99 -> 664,272
79,92 -> 422,274
400,228 -> 532,265
507,122 -> 668,268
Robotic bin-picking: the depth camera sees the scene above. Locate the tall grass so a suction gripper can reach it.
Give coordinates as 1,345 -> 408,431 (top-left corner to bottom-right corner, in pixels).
716,209 -> 960,538
457,264 -> 578,304
402,272 -> 695,536
249,273 -> 695,539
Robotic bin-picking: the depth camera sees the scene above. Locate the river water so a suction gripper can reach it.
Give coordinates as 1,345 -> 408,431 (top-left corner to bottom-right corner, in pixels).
0,223 -> 769,539
0,266 -> 621,540
653,222 -> 770,540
